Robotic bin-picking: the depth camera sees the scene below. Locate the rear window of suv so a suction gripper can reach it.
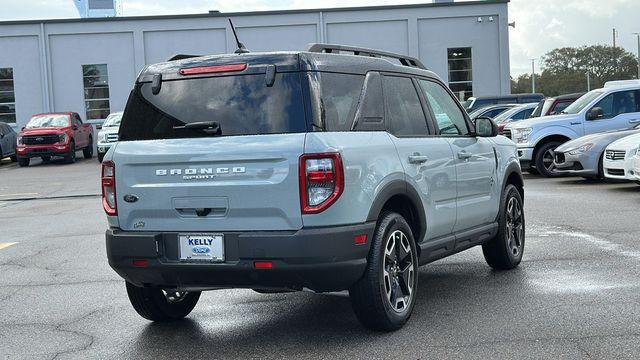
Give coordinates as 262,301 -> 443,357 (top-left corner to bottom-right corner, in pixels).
119,73 -> 306,141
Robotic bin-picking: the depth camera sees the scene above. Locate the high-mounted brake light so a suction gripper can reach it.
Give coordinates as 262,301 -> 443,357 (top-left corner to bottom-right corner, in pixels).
299,153 -> 344,214
102,161 -> 117,216
179,63 -> 247,75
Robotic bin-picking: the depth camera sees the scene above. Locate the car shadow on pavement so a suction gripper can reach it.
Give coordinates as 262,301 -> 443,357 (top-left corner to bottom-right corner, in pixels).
128,265 -> 527,358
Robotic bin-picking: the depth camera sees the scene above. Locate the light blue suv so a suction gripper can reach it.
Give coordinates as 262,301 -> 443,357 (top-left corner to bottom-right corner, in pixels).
103,44 -> 525,331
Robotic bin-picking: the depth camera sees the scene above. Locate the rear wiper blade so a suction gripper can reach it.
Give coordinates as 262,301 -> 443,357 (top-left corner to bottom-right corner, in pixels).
173,121 -> 221,135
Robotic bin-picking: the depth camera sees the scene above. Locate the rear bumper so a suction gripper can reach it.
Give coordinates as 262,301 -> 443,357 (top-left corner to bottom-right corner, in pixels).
106,222 -> 375,292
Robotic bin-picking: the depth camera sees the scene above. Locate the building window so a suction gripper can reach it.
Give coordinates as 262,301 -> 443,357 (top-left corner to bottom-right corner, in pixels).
0,68 -> 16,123
447,48 -> 473,101
82,64 -> 110,120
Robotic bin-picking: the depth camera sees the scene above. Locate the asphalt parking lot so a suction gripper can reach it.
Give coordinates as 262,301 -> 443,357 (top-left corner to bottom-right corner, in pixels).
1,158 -> 639,359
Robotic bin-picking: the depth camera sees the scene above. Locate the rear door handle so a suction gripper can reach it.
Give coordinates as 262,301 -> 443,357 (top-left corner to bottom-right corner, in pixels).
629,119 -> 640,124
408,154 -> 429,164
458,151 -> 472,160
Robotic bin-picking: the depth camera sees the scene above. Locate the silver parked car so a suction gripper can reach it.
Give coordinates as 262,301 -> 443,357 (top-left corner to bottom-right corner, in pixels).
554,124 -> 640,179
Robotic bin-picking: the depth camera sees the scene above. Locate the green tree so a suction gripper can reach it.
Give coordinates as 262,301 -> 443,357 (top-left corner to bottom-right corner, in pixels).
512,45 -> 639,96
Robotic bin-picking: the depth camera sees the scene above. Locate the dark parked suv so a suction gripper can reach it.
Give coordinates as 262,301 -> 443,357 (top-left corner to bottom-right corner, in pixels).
104,44 -> 525,331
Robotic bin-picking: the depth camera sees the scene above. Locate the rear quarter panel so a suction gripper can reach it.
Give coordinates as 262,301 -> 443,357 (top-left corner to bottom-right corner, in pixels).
302,132 -> 403,227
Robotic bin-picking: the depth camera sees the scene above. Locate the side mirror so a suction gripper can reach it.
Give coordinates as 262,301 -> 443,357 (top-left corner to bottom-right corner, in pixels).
475,116 -> 499,137
587,107 -> 604,120
21,127 -> 25,131
96,124 -> 102,130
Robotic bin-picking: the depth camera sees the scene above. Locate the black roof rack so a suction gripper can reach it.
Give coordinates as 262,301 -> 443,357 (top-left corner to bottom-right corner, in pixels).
168,54 -> 202,61
306,43 -> 426,70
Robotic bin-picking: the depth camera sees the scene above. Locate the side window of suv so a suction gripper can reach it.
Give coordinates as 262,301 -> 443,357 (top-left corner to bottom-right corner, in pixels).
74,114 -> 83,125
417,79 -> 469,136
592,90 -> 639,118
383,76 -> 428,136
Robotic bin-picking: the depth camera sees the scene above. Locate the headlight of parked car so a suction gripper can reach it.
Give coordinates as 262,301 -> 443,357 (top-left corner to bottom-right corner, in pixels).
512,128 -> 533,144
98,132 -> 106,142
58,133 -> 68,143
568,143 -> 594,155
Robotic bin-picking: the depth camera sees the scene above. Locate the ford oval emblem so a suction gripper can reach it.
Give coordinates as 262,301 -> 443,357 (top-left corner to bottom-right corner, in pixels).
123,194 -> 139,203
192,246 -> 211,254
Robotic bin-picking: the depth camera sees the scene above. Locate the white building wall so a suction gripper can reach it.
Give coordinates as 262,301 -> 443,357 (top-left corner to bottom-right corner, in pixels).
0,1 -> 510,129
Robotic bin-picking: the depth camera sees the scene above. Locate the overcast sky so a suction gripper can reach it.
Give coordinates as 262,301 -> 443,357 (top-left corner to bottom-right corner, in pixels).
1,0 -> 639,76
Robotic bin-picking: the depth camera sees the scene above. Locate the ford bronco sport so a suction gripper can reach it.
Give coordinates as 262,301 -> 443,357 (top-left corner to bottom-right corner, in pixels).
104,44 -> 525,331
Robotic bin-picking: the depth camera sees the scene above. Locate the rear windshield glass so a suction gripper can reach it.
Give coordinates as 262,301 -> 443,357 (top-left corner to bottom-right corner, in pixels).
26,114 -> 70,129
119,73 -> 306,141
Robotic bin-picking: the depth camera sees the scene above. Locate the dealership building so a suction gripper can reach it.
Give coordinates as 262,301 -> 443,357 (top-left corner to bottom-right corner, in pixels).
0,0 -> 510,129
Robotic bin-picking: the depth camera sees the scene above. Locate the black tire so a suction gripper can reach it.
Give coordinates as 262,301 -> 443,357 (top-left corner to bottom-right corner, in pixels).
482,184 -> 525,270
125,281 -> 201,322
17,157 -> 29,167
10,154 -> 17,162
97,153 -> 104,163
349,211 -> 418,331
83,137 -> 93,159
534,141 -> 563,178
65,141 -> 76,164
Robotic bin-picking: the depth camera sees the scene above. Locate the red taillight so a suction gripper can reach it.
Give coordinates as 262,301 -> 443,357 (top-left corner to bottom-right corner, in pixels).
299,153 -> 344,214
254,261 -> 273,269
179,63 -> 247,75
132,259 -> 148,267
102,161 -> 117,216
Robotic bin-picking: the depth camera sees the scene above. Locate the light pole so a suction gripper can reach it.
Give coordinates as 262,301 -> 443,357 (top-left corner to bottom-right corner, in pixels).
530,59 -> 537,93
634,32 -> 640,79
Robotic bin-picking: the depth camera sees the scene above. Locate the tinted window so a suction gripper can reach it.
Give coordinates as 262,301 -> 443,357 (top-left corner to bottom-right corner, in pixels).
119,73 -> 306,141
591,90 -> 639,119
483,107 -> 509,119
312,73 -> 364,131
418,79 -> 469,136
550,101 -> 571,114
383,76 -> 428,136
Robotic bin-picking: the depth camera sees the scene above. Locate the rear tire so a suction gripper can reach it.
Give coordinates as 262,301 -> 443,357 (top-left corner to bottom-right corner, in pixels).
97,153 -> 104,162
349,211 -> 418,331
17,157 -> 29,167
83,137 -> 93,159
65,141 -> 76,164
125,281 -> 201,322
482,184 -> 525,270
534,141 -> 563,178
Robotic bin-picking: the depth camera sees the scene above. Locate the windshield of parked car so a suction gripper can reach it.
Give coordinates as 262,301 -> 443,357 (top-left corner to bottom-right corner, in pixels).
493,106 -> 524,124
102,112 -> 122,127
25,114 -> 70,129
562,90 -> 603,114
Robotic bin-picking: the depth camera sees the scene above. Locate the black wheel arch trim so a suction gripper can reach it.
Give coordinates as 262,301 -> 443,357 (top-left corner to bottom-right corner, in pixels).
365,179 -> 427,243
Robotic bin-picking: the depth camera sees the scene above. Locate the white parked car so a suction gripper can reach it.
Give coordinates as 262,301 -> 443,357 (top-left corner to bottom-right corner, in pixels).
602,132 -> 640,181
96,112 -> 122,162
632,149 -> 640,182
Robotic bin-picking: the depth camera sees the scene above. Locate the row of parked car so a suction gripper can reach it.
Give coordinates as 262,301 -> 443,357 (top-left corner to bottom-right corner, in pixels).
0,111 -> 122,166
463,81 -> 640,186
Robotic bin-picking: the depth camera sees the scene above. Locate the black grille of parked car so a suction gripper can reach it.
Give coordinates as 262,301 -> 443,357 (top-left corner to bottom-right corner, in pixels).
22,134 -> 60,145
605,150 -> 625,160
606,168 -> 625,176
502,128 -> 512,140
555,152 -> 565,164
106,133 -> 119,143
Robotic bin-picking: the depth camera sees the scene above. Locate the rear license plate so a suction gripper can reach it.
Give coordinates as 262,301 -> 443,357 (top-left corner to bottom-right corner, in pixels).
179,233 -> 224,262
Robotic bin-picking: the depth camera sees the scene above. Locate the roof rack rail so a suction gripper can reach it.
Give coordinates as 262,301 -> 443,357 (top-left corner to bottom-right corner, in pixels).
168,54 -> 202,61
305,43 -> 426,70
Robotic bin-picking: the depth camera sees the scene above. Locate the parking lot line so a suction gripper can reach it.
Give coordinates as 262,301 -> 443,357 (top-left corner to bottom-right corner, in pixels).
0,193 -> 39,198
0,242 -> 17,250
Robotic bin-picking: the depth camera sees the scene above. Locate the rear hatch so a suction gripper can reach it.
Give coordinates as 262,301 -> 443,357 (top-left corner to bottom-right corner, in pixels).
113,55 -> 308,231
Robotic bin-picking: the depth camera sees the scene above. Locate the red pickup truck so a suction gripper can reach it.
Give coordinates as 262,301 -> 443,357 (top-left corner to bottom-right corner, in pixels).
16,112 -> 94,167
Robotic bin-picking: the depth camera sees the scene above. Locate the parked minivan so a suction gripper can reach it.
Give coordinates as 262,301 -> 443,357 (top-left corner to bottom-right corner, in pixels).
463,93 -> 543,112
503,81 -> 640,177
